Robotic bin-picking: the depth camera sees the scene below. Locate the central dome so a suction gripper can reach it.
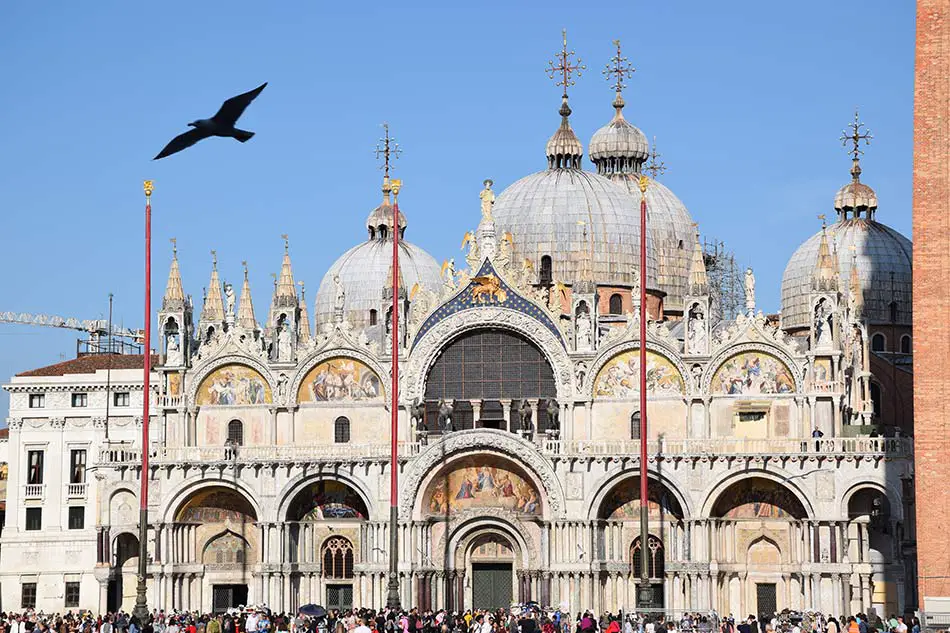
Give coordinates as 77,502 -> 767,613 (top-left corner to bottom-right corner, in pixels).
492,97 -> 658,289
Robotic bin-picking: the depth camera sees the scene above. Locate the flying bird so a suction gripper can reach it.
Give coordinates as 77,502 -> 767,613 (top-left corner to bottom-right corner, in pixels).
153,82 -> 267,160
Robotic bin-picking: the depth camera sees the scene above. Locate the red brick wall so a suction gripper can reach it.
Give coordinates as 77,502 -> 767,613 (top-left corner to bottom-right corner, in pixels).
914,0 -> 950,603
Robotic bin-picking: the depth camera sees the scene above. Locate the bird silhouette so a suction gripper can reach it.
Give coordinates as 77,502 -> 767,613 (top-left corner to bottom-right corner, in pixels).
153,82 -> 267,160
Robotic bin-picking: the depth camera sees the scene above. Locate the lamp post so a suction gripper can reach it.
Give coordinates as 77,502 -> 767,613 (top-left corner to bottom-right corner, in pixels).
386,178 -> 404,611
133,180 -> 153,624
637,174 -> 654,610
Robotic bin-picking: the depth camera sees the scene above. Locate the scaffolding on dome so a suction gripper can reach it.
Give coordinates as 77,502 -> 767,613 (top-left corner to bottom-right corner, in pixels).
702,238 -> 743,323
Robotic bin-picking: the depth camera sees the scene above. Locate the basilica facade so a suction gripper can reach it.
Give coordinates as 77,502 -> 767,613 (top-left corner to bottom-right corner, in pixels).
1,46 -> 914,619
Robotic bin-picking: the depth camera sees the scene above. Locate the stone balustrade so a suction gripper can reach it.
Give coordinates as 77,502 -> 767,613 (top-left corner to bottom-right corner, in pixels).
96,433 -> 912,467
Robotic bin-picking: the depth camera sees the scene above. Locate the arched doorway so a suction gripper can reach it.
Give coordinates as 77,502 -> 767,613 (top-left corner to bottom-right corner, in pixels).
284,480 -> 369,610
423,329 -> 557,433
469,533 -> 516,610
848,487 -> 896,615
173,486 -> 258,612
709,477 -> 807,616
596,476 -> 685,610
108,533 -> 139,613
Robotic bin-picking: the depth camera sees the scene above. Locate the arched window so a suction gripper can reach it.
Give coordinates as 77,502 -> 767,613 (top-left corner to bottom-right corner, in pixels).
871,333 -> 886,352
334,417 -> 351,444
631,535 -> 665,579
900,334 -> 911,354
870,383 -> 882,418
631,411 -> 641,440
609,293 -> 623,315
322,536 -> 354,579
379,225 -> 389,240
369,309 -> 378,326
540,255 -> 553,286
368,227 -> 376,240
227,420 -> 244,446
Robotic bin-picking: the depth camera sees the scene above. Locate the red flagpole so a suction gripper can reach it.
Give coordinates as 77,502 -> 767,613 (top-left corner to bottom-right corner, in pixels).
637,175 -> 652,608
387,179 -> 403,610
134,180 -> 153,622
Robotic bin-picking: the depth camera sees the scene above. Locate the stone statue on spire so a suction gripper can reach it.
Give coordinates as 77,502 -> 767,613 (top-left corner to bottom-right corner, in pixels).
744,267 -> 756,314
479,179 -> 495,221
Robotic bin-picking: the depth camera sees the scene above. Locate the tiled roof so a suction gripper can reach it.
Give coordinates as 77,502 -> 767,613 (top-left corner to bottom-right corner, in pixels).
16,354 -> 159,378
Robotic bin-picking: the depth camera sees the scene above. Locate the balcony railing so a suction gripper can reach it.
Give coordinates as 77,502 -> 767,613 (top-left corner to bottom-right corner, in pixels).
157,395 -> 183,408
23,484 -> 45,499
66,482 -> 88,498
97,434 -> 912,467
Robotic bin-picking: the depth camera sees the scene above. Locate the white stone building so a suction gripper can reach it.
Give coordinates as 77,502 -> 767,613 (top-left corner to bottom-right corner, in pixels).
1,49 -> 914,618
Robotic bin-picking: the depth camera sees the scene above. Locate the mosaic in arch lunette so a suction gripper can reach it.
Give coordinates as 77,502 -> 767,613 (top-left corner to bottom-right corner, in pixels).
594,349 -> 685,397
297,357 -> 382,403
176,488 -> 257,523
600,479 -> 684,520
712,351 -> 795,395
196,364 -> 271,406
424,457 -> 542,518
712,478 -> 806,520
288,481 -> 369,520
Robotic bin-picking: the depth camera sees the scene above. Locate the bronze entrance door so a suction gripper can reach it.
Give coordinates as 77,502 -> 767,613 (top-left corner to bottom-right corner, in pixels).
327,584 -> 353,611
472,563 -> 513,610
212,585 -> 248,613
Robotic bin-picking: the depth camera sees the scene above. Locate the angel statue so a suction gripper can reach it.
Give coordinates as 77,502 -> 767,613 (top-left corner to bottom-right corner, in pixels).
461,231 -> 480,268
441,259 -> 456,289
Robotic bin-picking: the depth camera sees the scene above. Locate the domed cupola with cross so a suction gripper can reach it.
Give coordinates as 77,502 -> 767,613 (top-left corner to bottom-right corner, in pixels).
587,40 -> 699,315
781,111 -> 912,335
314,125 -> 442,336
492,31 -> 659,314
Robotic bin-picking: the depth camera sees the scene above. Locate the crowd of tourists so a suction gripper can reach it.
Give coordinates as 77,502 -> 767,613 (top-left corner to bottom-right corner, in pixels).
0,606 -> 925,633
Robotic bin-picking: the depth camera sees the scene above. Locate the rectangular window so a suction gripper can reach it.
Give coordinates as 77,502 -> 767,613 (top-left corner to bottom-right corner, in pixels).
70,449 -> 87,484
71,393 -> 88,408
738,411 -> 766,423
68,506 -> 85,530
27,450 -> 44,485
114,392 -> 130,407
28,394 -> 45,408
64,581 -> 80,608
21,582 -> 37,609
25,508 -> 42,531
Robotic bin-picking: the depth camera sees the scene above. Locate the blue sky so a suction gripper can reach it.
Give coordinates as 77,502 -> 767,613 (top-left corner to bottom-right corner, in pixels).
0,1 -> 914,413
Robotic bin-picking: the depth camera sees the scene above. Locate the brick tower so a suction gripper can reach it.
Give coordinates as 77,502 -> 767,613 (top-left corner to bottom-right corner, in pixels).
914,0 -> 950,615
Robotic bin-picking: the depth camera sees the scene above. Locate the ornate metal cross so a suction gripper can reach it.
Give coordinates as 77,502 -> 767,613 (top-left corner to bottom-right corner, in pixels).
375,122 -> 402,178
547,29 -> 585,97
603,39 -> 635,94
840,109 -> 873,160
644,136 -> 666,179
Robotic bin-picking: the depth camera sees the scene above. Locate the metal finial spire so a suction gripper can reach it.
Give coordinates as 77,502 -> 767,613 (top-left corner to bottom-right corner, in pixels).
840,109 -> 873,181
270,272 -> 278,290
281,233 -> 289,253
170,237 -> 177,259
375,122 -> 402,179
603,39 -> 635,109
298,280 -> 306,301
818,213 -> 827,229
644,136 -> 666,179
242,260 -> 249,280
546,29 -> 586,106
211,249 -> 217,270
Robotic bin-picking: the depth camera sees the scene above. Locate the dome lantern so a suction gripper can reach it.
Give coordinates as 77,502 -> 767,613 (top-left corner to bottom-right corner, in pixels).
834,110 -> 878,220
589,39 -> 650,174
544,29 -> 586,169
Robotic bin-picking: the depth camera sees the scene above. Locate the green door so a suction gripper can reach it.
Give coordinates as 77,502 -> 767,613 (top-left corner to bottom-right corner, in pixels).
472,563 -> 513,610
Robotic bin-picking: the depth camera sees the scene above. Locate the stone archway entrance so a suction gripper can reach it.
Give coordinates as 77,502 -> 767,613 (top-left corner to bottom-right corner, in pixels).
469,533 -> 516,610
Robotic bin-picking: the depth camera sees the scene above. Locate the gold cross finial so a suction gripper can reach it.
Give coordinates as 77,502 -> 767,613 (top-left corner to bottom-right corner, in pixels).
547,29 -> 585,99
818,213 -> 827,228
603,39 -> 635,97
281,233 -> 289,252
270,272 -> 278,289
211,249 -> 217,270
375,122 -> 402,179
143,180 -> 154,198
841,109 -> 873,161
644,136 -> 667,179
170,237 -> 177,258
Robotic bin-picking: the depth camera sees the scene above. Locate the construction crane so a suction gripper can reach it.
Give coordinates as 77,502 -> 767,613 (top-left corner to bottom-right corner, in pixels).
0,311 -> 144,355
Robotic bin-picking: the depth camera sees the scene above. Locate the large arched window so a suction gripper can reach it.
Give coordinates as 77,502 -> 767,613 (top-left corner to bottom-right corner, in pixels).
609,293 -> 623,315
631,535 -> 665,579
871,333 -> 886,352
540,255 -> 553,286
227,420 -> 244,446
334,417 -> 351,444
900,334 -> 911,354
322,536 -> 354,578
424,329 -> 557,432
